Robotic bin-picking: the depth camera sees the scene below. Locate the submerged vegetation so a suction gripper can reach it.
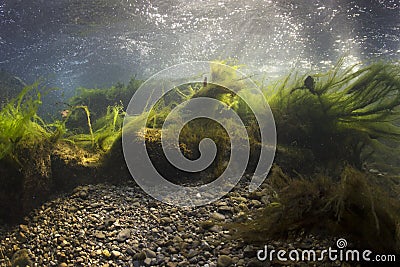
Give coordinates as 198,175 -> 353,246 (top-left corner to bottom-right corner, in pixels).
0,58 -> 400,254
68,77 -> 141,125
0,82 -> 63,164
61,104 -> 124,151
268,59 -> 400,173
231,164 -> 400,253
0,78 -> 135,221
0,82 -> 65,219
231,59 -> 400,253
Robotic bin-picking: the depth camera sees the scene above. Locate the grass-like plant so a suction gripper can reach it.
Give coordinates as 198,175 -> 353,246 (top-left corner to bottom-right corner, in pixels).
68,77 -> 142,125
231,165 -> 400,253
62,103 -> 124,152
266,58 -> 400,171
0,82 -> 63,164
229,59 -> 400,254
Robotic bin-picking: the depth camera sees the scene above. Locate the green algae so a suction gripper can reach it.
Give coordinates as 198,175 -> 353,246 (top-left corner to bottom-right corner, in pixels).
230,165 -> 400,253
266,59 -> 400,172
0,82 -> 62,164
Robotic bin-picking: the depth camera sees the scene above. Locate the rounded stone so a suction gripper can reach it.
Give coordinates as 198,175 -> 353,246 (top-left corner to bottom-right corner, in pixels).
217,255 -> 233,267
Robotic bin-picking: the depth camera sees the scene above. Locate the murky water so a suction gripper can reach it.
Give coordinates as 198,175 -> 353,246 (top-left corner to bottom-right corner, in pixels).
0,0 -> 399,92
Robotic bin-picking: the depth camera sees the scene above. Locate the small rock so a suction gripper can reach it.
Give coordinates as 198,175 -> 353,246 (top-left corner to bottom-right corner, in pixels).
199,220 -> 215,230
179,242 -> 189,250
94,231 -> 105,239
19,224 -> 29,233
164,226 -> 174,233
248,191 -> 262,200
187,249 -> 199,258
79,190 -> 88,199
172,236 -> 183,243
237,259 -> 245,266
178,260 -> 189,266
209,225 -> 222,232
219,247 -> 230,255
102,249 -> 111,258
103,216 -> 116,228
168,246 -> 177,254
232,257 -> 239,264
116,229 -> 131,242
112,250 -> 121,257
144,258 -> 152,265
16,232 -> 27,243
260,196 -> 269,205
211,212 -> 225,221
126,247 -> 136,256
217,255 -> 232,267
59,263 -> 68,267
231,196 -> 247,203
369,168 -> 379,174
61,240 -> 69,247
144,248 -> 156,258
160,217 -> 172,225
243,245 -> 256,258
251,200 -> 262,207
218,206 -> 233,214
133,251 -> 147,261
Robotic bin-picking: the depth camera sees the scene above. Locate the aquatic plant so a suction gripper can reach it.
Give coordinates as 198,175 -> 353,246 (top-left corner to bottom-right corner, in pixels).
68,77 -> 142,126
61,105 -> 95,147
63,103 -> 124,152
225,59 -> 400,254
0,82 -> 62,163
231,165 -> 400,253
146,84 -> 197,129
93,104 -> 124,151
0,82 -> 69,218
267,59 -> 400,172
0,70 -> 26,108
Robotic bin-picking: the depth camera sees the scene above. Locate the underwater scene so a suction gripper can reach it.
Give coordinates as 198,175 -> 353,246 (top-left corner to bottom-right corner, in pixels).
0,0 -> 400,266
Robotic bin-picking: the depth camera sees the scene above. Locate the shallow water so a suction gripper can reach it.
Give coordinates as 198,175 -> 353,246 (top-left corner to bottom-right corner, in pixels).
1,2 -> 400,265
0,0 -> 399,94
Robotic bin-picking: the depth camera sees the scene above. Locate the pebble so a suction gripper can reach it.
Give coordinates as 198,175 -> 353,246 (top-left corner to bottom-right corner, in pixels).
217,255 -> 232,267
165,226 -> 174,233
0,183 -> 335,266
19,224 -> 29,233
144,258 -> 152,265
111,250 -> 121,257
250,200 -> 262,207
144,248 -> 156,258
211,212 -> 225,221
133,251 -> 146,261
116,229 -> 131,242
102,249 -> 111,258
94,231 -> 106,239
